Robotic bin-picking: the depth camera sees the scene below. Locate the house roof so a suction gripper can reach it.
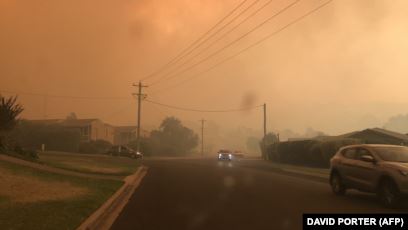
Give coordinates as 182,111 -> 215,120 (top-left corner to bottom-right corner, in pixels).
369,128 -> 408,141
28,119 -> 63,125
28,118 -> 100,127
115,126 -> 138,132
62,119 -> 99,127
344,128 -> 408,142
337,131 -> 360,138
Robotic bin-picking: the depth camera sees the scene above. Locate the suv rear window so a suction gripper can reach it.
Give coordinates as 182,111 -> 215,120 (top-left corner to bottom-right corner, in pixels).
374,146 -> 408,163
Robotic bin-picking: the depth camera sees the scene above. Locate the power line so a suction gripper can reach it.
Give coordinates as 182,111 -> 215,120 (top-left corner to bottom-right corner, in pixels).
148,0 -> 300,87
141,0 -> 251,81
151,0 -> 275,86
145,98 -> 262,113
147,0 -> 261,84
149,0 -> 332,95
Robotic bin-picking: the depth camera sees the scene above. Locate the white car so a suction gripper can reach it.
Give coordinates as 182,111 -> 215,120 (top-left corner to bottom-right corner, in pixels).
218,149 -> 233,161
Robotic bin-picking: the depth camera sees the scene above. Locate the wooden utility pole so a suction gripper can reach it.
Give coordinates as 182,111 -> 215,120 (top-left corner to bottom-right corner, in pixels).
200,119 -> 206,157
43,94 -> 48,119
133,81 -> 148,153
263,103 -> 267,160
263,103 -> 266,138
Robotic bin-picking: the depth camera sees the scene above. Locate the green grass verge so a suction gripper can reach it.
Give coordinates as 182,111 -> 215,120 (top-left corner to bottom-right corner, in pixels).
38,151 -> 141,176
0,160 -> 123,230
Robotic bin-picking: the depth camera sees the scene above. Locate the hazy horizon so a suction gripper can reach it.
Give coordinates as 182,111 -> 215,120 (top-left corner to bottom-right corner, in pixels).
2,0 -> 408,137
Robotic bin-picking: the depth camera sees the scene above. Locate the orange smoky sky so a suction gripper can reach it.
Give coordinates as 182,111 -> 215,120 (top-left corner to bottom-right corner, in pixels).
1,0 -> 408,138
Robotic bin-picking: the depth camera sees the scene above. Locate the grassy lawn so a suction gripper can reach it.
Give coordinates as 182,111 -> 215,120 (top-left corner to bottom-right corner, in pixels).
38,151 -> 141,176
0,160 -> 123,230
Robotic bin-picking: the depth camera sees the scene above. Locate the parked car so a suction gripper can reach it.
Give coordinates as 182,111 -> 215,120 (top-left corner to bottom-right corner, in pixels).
218,149 -> 233,161
330,144 -> 408,207
107,145 -> 143,159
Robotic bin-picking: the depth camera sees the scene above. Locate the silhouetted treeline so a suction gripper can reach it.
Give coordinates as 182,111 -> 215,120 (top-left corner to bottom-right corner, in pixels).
129,117 -> 198,156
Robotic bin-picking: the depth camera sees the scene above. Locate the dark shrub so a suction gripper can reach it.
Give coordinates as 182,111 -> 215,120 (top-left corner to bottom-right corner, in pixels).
8,120 -> 81,152
267,138 -> 362,168
128,137 -> 152,156
14,145 -> 38,159
79,139 -> 112,154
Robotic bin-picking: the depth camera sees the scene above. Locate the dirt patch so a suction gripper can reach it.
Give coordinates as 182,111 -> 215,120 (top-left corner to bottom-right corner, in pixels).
0,167 -> 89,203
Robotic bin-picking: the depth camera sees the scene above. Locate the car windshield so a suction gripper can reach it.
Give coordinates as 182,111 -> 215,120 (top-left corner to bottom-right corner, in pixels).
374,146 -> 408,163
219,150 -> 231,153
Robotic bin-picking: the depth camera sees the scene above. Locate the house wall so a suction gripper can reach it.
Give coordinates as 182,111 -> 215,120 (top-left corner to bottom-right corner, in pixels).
114,131 -> 136,145
79,126 -> 91,142
113,128 -> 149,145
90,120 -> 114,143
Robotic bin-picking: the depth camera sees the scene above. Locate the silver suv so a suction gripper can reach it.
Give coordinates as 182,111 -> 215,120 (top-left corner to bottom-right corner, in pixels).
330,144 -> 408,207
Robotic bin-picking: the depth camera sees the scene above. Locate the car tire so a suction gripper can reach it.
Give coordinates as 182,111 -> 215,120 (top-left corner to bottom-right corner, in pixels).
330,173 -> 346,196
378,179 -> 400,208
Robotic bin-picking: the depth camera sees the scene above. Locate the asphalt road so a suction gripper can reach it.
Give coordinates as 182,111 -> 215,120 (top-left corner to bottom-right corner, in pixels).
111,158 -> 402,230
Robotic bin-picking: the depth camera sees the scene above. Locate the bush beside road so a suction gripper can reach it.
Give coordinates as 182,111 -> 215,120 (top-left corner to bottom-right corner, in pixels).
267,138 -> 362,168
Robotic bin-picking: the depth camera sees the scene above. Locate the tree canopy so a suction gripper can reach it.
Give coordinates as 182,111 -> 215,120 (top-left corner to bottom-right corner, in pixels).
0,95 -> 23,132
148,117 -> 198,156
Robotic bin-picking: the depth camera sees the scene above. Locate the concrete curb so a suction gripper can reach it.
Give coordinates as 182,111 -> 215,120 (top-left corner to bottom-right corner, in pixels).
77,166 -> 148,230
266,166 -> 329,184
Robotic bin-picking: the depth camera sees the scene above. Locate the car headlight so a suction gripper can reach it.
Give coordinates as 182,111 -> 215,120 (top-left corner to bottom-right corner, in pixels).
399,170 -> 408,176
228,154 -> 232,158
218,153 -> 221,158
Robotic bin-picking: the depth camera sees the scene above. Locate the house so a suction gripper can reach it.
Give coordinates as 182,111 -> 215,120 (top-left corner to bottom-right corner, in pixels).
63,119 -> 114,143
28,118 -> 152,145
29,118 -> 115,143
114,126 -> 137,145
342,128 -> 408,146
113,126 -> 149,145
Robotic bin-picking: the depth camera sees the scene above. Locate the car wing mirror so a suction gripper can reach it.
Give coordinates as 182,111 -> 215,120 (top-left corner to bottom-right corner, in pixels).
361,155 -> 376,163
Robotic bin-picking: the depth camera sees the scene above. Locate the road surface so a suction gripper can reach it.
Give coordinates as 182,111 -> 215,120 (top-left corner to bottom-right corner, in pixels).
111,158 -> 403,230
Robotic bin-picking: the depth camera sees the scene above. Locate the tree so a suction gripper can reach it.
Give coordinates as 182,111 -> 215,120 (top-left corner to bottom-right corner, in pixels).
0,95 -> 23,150
262,132 -> 279,145
246,136 -> 261,154
149,117 -> 198,156
384,114 -> 408,134
66,112 -> 78,120
260,132 -> 279,159
0,95 -> 23,132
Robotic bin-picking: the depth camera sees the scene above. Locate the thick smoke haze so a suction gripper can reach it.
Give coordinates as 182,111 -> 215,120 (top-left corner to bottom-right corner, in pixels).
1,0 -> 408,141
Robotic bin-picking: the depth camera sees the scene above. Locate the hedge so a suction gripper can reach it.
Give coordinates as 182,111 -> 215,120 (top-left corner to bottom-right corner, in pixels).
8,121 -> 81,152
267,138 -> 363,168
